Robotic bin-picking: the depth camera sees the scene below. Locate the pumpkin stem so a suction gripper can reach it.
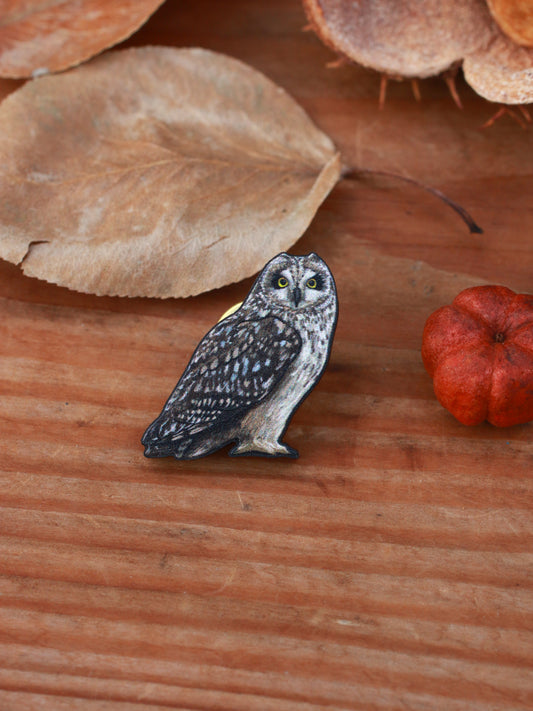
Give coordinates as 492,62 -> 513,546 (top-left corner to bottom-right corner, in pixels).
494,332 -> 505,343
342,168 -> 483,235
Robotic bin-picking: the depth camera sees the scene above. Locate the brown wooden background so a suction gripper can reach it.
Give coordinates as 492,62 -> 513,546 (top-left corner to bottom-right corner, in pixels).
1,1 -> 532,709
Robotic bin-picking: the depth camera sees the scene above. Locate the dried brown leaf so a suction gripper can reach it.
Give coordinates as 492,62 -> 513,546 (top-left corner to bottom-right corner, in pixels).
486,0 -> 533,47
0,0 -> 165,78
0,47 -> 341,298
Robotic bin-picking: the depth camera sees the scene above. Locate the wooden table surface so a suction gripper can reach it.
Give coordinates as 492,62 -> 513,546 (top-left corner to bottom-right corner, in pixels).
1,1 -> 532,709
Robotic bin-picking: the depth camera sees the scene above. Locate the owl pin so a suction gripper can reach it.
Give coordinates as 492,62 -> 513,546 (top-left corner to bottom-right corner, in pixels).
142,252 -> 338,460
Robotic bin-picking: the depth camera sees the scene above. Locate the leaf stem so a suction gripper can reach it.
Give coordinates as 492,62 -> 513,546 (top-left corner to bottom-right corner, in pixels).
342,168 -> 483,234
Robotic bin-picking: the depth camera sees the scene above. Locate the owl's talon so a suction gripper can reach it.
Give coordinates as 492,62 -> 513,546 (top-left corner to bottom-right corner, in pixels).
230,439 -> 298,458
284,445 -> 300,458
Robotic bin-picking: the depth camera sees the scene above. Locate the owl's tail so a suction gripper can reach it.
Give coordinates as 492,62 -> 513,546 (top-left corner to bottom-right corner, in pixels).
141,414 -> 209,459
142,438 -> 174,458
141,414 -> 180,458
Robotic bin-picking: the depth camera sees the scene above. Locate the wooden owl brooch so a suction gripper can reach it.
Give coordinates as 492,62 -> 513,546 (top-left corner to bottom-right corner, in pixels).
142,252 -> 338,459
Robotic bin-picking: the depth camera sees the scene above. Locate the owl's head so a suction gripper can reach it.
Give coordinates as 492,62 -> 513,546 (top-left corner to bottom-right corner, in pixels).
250,252 -> 336,312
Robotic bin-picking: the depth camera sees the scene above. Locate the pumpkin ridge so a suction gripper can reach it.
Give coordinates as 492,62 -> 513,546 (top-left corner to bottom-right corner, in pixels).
487,331 -> 504,419
452,303 -> 494,332
451,301 -> 495,336
432,335 -> 483,365
509,338 -> 533,358
433,350 -> 491,425
504,317 -> 533,338
485,294 -> 522,418
500,291 -> 527,334
453,290 -> 516,340
421,303 -> 489,377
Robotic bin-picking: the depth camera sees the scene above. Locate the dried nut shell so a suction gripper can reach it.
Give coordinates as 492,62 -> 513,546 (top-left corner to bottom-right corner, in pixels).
302,0 -> 533,105
302,0 -> 494,78
486,0 -> 533,47
463,32 -> 533,103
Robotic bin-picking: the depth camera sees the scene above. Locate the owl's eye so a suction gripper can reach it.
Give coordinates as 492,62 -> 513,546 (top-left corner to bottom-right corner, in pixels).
277,276 -> 289,288
306,278 -> 317,289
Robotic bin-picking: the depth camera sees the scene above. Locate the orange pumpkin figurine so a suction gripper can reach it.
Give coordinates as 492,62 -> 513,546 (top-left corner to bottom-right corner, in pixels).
422,285 -> 533,426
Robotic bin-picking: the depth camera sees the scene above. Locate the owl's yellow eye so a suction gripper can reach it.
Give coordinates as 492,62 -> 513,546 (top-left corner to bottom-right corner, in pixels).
306,278 -> 317,289
277,277 -> 289,288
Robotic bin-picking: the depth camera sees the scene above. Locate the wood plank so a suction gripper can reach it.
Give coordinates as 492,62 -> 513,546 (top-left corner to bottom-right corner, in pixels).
0,0 -> 532,708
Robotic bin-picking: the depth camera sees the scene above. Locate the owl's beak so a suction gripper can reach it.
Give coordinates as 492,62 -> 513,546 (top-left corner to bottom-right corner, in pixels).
292,286 -> 302,306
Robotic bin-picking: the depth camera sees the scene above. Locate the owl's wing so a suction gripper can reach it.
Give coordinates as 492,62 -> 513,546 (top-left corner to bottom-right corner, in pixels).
142,314 -> 302,452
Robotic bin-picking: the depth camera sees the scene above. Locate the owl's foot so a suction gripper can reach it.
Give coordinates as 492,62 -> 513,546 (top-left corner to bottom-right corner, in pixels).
230,438 -> 299,458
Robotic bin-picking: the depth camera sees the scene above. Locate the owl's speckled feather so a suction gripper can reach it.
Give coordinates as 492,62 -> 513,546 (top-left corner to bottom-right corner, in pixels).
142,252 -> 337,459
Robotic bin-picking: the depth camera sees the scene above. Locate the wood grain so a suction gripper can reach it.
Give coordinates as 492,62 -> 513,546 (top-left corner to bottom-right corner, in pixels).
0,0 -> 532,709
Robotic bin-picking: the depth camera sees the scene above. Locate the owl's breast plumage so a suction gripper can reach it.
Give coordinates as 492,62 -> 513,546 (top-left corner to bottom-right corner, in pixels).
279,299 -> 336,394
234,297 -> 337,441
